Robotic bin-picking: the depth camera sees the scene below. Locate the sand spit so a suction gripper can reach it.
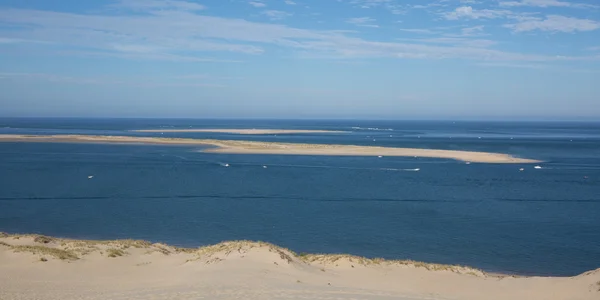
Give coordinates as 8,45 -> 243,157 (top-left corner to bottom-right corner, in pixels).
1,233 -> 598,300
0,134 -> 539,163
132,129 -> 347,134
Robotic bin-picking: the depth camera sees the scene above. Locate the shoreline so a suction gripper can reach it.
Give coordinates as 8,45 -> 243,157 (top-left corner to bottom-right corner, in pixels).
0,232 -> 588,278
1,233 -> 599,300
131,128 -> 347,134
0,232 -> 492,276
0,134 -> 541,163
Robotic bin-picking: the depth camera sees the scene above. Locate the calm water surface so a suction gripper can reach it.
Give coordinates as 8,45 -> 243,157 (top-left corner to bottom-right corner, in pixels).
1,118 -> 599,276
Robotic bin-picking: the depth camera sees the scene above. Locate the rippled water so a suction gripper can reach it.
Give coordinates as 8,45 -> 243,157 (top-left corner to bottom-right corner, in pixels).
1,118 -> 599,276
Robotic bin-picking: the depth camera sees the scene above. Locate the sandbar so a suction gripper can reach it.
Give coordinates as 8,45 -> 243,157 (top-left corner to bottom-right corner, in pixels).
1,233 -> 598,300
132,128 -> 346,134
0,134 -> 540,163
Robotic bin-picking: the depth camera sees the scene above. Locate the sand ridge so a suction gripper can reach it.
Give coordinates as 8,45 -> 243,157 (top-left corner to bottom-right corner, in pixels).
0,134 -> 540,163
131,128 -> 347,134
1,233 -> 599,300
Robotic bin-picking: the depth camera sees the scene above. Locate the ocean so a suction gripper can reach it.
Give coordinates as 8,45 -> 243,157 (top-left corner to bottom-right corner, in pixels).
0,118 -> 599,276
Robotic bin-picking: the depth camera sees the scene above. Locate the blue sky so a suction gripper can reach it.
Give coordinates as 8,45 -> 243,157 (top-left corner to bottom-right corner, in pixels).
0,0 -> 599,119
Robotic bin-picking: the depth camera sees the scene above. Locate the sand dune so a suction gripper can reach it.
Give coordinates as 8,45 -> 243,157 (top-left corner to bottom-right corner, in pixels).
0,233 -> 598,300
132,129 -> 346,134
0,134 -> 540,163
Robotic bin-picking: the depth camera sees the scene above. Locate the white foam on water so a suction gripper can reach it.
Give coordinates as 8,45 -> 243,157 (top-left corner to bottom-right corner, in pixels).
351,127 -> 393,131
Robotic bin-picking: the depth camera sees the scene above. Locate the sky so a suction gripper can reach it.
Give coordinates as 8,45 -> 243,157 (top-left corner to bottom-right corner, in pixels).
0,0 -> 599,119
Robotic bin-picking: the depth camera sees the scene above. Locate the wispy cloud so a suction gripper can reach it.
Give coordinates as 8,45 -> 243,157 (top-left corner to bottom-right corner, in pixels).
443,6 -> 511,20
346,17 -> 379,28
261,10 -> 293,20
0,72 -> 226,87
505,15 -> 600,32
0,37 -> 50,44
476,62 -> 546,69
398,28 -> 438,34
0,1 -> 595,63
398,37 -> 497,48
461,25 -> 486,36
112,0 -> 205,11
61,50 -> 243,63
284,0 -> 297,5
499,0 -> 597,9
248,1 -> 266,8
348,0 -> 406,15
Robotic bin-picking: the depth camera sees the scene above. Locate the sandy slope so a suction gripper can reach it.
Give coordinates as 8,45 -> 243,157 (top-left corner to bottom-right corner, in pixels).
1,234 -> 598,300
132,129 -> 346,134
0,134 -> 540,163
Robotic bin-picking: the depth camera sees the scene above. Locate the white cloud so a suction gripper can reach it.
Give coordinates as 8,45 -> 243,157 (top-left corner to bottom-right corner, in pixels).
261,10 -> 292,20
350,0 -> 394,9
410,1 -> 449,9
499,0 -> 597,9
284,0 -> 297,5
461,25 -> 485,36
0,37 -> 50,44
349,0 -> 406,15
61,50 -> 243,63
405,37 -> 498,48
476,62 -> 545,69
398,28 -> 437,34
0,72 -> 225,87
113,0 -> 205,11
0,3 -> 594,63
248,1 -> 266,8
346,17 -> 380,28
443,6 -> 511,20
505,15 -> 600,32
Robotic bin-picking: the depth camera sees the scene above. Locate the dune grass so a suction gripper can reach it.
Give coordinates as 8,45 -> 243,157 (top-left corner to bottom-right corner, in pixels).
33,235 -> 54,244
11,245 -> 79,260
106,248 -> 126,258
0,233 -> 489,276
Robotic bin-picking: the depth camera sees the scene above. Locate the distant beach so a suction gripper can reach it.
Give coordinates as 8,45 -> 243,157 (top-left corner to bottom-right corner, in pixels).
132,128 -> 347,134
1,233 -> 599,300
0,134 -> 540,163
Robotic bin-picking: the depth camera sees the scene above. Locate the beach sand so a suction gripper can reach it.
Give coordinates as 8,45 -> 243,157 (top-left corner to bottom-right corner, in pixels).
132,129 -> 346,134
0,233 -> 598,300
0,134 -> 540,163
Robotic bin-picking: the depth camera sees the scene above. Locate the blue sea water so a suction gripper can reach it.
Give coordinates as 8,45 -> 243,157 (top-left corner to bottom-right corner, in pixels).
0,118 -> 599,276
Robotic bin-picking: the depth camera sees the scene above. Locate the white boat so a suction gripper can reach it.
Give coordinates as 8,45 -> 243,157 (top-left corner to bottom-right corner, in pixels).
534,166 -> 542,169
